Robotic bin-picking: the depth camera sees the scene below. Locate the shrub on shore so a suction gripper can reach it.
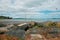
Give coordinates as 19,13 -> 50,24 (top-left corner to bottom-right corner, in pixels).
44,21 -> 57,27
0,16 -> 12,19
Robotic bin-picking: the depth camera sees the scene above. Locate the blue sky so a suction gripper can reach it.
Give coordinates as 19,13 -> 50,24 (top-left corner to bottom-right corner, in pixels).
0,0 -> 60,18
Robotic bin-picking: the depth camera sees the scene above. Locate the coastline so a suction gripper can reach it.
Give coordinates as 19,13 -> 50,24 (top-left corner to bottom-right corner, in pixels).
0,18 -> 60,24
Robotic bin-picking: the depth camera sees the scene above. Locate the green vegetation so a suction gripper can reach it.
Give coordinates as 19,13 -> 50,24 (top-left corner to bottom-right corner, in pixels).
45,21 -> 57,27
28,21 -> 60,30
0,16 -> 12,19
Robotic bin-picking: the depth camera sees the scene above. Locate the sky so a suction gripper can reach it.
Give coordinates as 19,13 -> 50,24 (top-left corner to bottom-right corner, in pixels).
0,0 -> 60,18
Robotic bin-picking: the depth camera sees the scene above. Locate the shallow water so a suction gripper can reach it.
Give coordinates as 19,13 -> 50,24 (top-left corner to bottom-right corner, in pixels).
0,18 -> 60,22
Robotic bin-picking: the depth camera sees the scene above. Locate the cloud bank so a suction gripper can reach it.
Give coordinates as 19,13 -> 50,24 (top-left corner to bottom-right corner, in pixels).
0,0 -> 60,18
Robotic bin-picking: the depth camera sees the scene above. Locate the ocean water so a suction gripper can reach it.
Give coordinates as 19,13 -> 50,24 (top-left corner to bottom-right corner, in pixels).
12,18 -> 60,22
0,18 -> 60,22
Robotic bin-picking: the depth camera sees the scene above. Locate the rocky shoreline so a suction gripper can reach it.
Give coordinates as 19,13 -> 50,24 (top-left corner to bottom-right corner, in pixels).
0,21 -> 60,40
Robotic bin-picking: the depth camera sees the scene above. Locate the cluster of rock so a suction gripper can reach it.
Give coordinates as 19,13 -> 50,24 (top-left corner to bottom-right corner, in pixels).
25,22 -> 60,40
0,21 -> 60,40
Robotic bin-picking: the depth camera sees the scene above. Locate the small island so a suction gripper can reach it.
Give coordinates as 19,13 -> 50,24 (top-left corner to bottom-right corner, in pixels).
0,16 -> 12,19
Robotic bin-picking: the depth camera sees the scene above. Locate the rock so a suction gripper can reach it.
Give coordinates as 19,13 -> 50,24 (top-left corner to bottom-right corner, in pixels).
17,23 -> 28,26
25,34 -> 47,40
0,34 -> 20,40
29,21 -> 36,26
5,29 -> 25,39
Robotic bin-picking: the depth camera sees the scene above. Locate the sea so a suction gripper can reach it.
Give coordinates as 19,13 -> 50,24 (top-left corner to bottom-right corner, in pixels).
4,18 -> 60,21
12,18 -> 60,22
0,18 -> 60,22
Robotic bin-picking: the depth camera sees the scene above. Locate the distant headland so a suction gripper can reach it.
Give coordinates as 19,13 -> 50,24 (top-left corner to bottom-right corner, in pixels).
0,16 -> 12,19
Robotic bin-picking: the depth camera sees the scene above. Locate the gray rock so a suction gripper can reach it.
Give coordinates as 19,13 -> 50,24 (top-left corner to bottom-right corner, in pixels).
5,29 -> 25,39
